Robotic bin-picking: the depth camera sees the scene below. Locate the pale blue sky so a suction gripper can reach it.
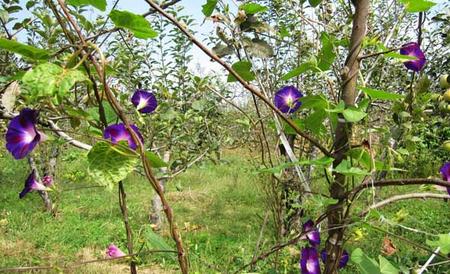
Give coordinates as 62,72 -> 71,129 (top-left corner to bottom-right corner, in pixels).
9,0 -> 449,75
112,0 -> 232,74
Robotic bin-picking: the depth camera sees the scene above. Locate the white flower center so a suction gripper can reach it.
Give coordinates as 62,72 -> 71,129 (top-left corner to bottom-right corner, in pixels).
23,131 -> 35,143
285,95 -> 294,107
306,259 -> 316,272
137,97 -> 148,110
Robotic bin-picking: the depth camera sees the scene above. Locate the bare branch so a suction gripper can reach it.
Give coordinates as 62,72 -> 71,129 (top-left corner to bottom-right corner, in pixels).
360,192 -> 450,217
350,178 -> 450,200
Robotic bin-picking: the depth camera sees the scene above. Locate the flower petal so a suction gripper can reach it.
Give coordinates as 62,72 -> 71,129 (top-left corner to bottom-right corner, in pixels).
42,176 -> 53,187
303,219 -> 320,246
103,123 -> 144,150
131,89 -> 158,113
274,86 -> 303,114
339,250 -> 349,268
320,249 -> 349,269
300,247 -> 321,274
439,162 -> 450,195
400,42 -> 426,72
19,170 -> 46,199
106,244 -> 126,258
5,108 -> 41,159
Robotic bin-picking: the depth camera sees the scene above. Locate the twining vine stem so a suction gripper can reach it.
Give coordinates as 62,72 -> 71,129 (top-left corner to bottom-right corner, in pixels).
54,1 -> 189,273
144,0 -> 332,158
118,181 -> 137,274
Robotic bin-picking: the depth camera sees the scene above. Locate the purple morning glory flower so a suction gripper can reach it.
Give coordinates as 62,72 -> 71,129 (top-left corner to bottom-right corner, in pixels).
42,176 -> 53,187
399,42 -> 426,72
103,123 -> 144,150
106,244 -> 126,258
303,219 -> 320,246
131,89 -> 157,113
300,247 -> 321,274
440,162 -> 450,195
19,170 -> 47,199
274,86 -> 303,114
5,108 -> 42,159
320,249 -> 349,269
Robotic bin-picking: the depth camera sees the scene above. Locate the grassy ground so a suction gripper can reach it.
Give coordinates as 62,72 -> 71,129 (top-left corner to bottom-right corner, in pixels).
0,148 -> 449,273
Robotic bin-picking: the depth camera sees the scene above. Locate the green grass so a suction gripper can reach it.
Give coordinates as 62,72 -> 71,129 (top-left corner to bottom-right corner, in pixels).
0,149 -> 272,273
0,148 -> 449,273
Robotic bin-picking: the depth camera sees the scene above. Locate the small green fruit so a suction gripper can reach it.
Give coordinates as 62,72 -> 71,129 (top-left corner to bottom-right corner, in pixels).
430,94 -> 441,101
440,74 -> 450,88
444,89 -> 450,102
443,141 -> 450,152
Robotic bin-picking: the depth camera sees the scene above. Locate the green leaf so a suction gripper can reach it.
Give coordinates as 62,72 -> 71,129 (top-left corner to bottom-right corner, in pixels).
308,0 -> 323,7
281,62 -> 315,80
343,106 -> 367,122
304,195 -> 338,213
202,0 -> 218,17
227,61 -> 255,82
65,107 -> 93,120
399,0 -> 436,12
0,9 -> 9,23
317,32 -> 336,71
0,38 -> 50,60
143,227 -> 172,250
282,118 -> 305,135
300,95 -> 329,110
1,81 -> 20,112
351,248 -> 381,274
191,100 -> 205,111
109,10 -> 158,39
239,3 -> 268,14
58,69 -> 87,97
427,234 -> 450,254
359,87 -> 404,101
347,148 -> 372,170
245,38 -> 274,58
334,160 -> 370,176
326,101 -> 345,113
145,151 -> 168,168
304,109 -> 327,136
212,43 -> 234,58
378,256 -> 399,274
88,141 -> 138,186
258,156 -> 334,174
304,156 -> 334,166
384,52 -> 417,61
22,63 -> 89,100
66,0 -> 107,11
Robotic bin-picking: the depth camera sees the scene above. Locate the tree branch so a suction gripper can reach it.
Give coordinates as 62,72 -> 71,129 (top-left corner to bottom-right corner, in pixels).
350,178 -> 450,200
359,192 -> 450,217
143,0 -> 331,157
54,1 -> 188,272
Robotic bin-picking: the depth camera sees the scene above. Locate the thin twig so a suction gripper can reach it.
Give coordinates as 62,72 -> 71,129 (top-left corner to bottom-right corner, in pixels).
144,0 -> 331,157
54,1 -> 188,272
359,192 -> 450,217
350,178 -> 450,201
118,181 -> 137,274
0,250 -> 177,273
358,47 -> 402,60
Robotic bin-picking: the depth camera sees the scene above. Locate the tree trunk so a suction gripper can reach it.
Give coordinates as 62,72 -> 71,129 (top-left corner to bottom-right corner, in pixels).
149,150 -> 171,229
44,145 -> 59,179
325,1 -> 370,273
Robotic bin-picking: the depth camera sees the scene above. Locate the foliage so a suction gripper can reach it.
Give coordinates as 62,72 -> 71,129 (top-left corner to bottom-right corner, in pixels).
87,141 -> 138,187
0,0 -> 449,273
